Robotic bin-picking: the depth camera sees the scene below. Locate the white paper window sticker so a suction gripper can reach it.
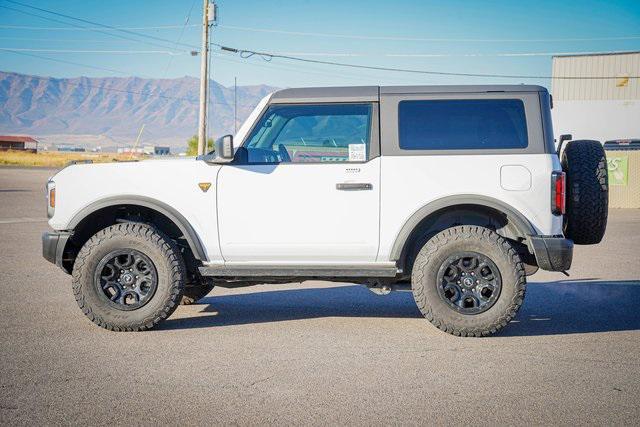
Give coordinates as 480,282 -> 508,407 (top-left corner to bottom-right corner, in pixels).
348,144 -> 366,162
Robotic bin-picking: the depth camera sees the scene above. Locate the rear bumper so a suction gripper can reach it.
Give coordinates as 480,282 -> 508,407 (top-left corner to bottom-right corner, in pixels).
42,231 -> 71,272
530,235 -> 573,272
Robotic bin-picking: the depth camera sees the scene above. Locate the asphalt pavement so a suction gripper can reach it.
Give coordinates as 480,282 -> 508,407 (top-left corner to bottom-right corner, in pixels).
1,166 -> 639,425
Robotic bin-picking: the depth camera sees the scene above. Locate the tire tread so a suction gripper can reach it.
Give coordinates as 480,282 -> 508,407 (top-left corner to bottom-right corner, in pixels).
561,140 -> 608,245
411,225 -> 526,337
71,223 -> 185,331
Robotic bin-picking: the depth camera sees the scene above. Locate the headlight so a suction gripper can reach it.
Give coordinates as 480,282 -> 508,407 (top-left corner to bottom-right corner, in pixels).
46,180 -> 55,218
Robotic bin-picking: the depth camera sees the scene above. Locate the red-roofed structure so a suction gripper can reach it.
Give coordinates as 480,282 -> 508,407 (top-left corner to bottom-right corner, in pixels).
0,135 -> 38,152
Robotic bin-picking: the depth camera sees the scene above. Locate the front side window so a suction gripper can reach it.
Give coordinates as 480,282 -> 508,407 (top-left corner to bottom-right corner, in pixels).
242,103 -> 372,163
398,99 -> 529,150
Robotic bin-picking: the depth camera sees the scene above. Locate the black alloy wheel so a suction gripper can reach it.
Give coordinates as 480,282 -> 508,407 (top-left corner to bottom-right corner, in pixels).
436,252 -> 502,315
94,249 -> 158,311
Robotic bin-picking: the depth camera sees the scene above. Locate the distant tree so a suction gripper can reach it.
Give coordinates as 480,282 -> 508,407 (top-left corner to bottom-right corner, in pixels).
186,135 -> 214,156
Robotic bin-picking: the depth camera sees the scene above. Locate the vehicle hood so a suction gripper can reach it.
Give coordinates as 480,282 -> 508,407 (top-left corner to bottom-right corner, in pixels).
48,157 -> 221,231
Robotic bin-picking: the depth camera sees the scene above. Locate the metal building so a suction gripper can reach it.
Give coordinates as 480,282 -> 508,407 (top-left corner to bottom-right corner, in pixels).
551,51 -> 640,142
0,135 -> 38,152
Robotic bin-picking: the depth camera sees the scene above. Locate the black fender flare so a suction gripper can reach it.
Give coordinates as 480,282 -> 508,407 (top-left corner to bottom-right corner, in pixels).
67,196 -> 208,261
389,194 -> 537,261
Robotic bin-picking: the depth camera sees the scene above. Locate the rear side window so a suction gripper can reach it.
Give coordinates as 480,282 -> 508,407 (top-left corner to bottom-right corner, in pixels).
398,99 -> 528,150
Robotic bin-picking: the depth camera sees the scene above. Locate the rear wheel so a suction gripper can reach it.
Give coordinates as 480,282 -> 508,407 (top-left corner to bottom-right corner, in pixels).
561,140 -> 608,244
411,226 -> 526,337
71,223 -> 185,331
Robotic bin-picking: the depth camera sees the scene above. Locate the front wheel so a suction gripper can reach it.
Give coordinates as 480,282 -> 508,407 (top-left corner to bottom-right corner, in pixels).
411,226 -> 526,337
71,223 -> 186,331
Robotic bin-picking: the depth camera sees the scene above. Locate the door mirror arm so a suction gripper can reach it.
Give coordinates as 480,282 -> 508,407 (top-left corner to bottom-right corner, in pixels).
198,134 -> 235,164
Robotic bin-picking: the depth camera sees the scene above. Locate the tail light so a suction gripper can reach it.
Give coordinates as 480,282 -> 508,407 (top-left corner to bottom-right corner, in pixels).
551,171 -> 566,215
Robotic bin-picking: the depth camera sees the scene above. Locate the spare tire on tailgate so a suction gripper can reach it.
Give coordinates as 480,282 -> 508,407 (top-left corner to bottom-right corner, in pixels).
561,139 -> 608,244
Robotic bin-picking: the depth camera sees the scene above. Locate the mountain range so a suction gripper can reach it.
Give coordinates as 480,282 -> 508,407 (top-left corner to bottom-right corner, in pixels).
0,71 -> 279,151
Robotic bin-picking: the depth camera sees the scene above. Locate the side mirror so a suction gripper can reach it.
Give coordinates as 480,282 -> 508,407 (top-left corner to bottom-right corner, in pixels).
214,134 -> 234,163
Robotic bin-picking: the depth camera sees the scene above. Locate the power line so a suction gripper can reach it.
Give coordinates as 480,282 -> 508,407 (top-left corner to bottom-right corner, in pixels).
0,24 -> 198,31
0,47 -> 188,55
3,21 -> 640,44
2,31 -> 636,59
4,0 -> 199,50
4,1 -> 636,80
4,39 -> 636,81
0,5 -> 84,29
0,4 -> 186,52
217,24 -> 640,43
211,52 -> 400,84
1,48 -> 132,75
7,42 -> 559,85
0,37 -> 163,43
216,44 -> 640,80
220,49 -> 640,58
4,43 -> 636,60
162,0 -> 198,78
386,50 -> 640,58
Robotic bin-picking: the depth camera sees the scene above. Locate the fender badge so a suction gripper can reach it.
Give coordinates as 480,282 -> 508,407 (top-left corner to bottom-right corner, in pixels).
198,182 -> 212,192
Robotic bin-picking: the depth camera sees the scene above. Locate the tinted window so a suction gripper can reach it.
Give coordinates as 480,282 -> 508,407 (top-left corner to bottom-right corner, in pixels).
244,103 -> 372,163
398,99 -> 528,150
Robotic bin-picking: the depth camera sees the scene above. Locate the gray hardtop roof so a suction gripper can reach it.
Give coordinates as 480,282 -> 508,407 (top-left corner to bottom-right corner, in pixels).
271,85 -> 548,101
380,84 -> 548,94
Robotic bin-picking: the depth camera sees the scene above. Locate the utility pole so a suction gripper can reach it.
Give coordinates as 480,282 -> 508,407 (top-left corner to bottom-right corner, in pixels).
197,0 -> 213,156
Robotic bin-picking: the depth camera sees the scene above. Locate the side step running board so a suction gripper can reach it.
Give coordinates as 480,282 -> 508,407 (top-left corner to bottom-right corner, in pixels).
199,264 -> 399,278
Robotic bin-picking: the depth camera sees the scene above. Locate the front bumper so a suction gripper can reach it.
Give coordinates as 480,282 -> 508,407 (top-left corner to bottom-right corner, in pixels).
42,231 -> 71,272
530,235 -> 573,272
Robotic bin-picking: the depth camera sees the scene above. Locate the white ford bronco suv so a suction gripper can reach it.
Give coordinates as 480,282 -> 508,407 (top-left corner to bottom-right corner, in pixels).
42,85 -> 608,336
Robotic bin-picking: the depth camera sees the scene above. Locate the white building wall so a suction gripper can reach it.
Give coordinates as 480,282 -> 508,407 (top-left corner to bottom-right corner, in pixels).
553,100 -> 640,142
551,52 -> 640,141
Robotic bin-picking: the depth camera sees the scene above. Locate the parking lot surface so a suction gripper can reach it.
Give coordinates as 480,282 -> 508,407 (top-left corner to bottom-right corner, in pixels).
1,167 -> 639,425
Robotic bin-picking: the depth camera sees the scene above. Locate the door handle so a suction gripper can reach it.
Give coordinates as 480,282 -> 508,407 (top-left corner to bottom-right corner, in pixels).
336,183 -> 373,191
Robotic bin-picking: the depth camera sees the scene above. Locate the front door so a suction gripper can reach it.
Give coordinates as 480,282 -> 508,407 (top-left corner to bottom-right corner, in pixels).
216,102 -> 380,263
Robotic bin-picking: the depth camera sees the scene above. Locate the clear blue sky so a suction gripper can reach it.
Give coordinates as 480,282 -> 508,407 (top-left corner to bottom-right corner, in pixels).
1,0 -> 639,89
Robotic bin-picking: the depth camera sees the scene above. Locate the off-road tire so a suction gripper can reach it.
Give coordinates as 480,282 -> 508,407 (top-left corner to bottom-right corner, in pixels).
411,226 -> 526,337
71,223 -> 185,331
180,280 -> 215,305
561,139 -> 608,245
